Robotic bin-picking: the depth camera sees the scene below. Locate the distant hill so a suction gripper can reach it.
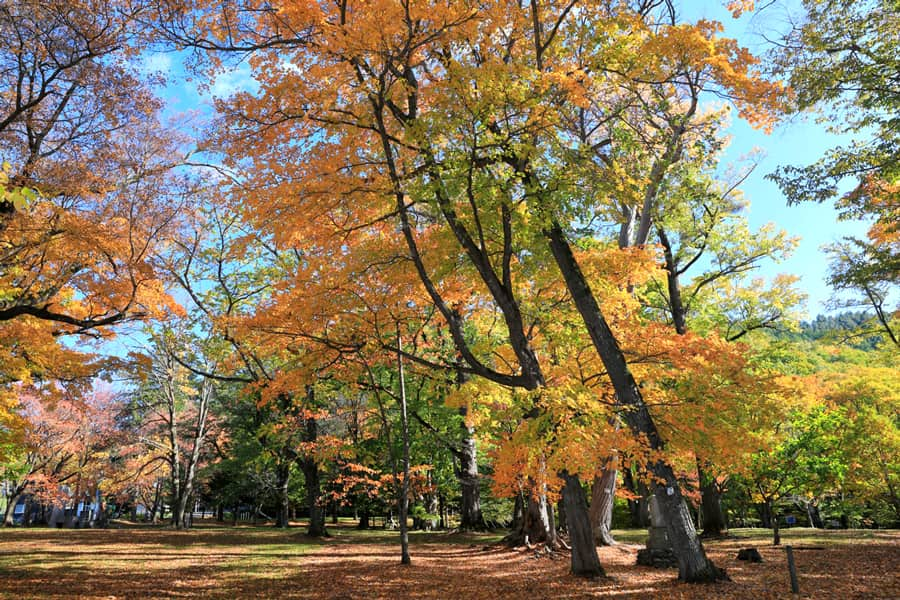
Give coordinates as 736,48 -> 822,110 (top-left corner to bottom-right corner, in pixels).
778,311 -> 882,349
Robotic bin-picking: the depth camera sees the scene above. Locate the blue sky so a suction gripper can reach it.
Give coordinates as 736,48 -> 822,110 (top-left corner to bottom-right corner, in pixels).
142,2 -> 870,318
672,0 -> 868,316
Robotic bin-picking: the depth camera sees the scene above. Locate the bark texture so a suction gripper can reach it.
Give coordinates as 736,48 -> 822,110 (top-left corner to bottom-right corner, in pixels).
590,470 -> 618,546
561,471 -> 605,578
275,462 -> 291,528
300,415 -> 327,537
457,426 -> 485,531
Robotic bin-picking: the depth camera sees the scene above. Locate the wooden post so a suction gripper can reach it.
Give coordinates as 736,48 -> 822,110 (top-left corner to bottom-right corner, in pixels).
785,545 -> 799,594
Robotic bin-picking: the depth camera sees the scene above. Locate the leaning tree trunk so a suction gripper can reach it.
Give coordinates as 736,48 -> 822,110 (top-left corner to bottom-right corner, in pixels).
3,487 -> 23,526
545,221 -> 725,583
561,471 -> 604,578
174,379 -> 212,530
590,469 -> 618,545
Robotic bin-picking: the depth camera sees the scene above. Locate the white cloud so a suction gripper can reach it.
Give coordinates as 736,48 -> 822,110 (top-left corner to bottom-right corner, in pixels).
208,62 -> 257,99
140,52 -> 174,75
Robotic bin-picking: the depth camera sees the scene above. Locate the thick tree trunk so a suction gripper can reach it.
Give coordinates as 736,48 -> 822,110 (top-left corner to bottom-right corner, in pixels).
357,506 -> 370,530
275,462 -> 291,528
301,457 -> 327,537
505,488 -> 556,547
561,471 -> 605,578
545,221 -> 724,583
457,433 -> 485,531
590,469 -> 617,546
698,464 -> 727,537
527,490 -> 556,546
453,368 -> 486,531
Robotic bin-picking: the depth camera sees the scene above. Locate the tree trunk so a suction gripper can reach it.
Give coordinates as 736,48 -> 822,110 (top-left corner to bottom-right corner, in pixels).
545,221 -> 724,583
438,493 -> 447,529
557,497 -> 567,534
149,479 -> 161,524
301,456 -> 327,537
357,506 -> 370,530
3,491 -> 21,526
526,490 -> 556,546
590,470 -> 617,546
397,328 -> 411,565
623,468 -> 650,528
758,502 -> 772,529
698,464 -> 727,537
23,498 -> 35,526
561,471 -> 605,578
510,491 -> 524,532
424,490 -> 440,530
454,370 -> 485,531
806,501 -> 823,528
504,485 -> 556,547
457,435 -> 486,531
275,461 -> 291,528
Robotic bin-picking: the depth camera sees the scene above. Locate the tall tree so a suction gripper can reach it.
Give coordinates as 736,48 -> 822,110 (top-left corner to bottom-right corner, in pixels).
160,0 -> 786,582
770,0 -> 899,345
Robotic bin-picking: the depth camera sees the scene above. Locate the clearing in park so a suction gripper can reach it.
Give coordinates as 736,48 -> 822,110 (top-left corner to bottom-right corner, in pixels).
0,523 -> 897,599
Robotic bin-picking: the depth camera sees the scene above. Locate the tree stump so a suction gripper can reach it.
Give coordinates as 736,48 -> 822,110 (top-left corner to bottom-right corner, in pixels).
737,547 -> 763,562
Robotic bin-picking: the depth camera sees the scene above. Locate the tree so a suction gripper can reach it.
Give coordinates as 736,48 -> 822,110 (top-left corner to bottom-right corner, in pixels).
0,0 -> 184,451
126,337 -> 217,530
3,387 -> 119,527
770,0 -> 899,345
158,0 -> 789,582
0,0 -> 180,331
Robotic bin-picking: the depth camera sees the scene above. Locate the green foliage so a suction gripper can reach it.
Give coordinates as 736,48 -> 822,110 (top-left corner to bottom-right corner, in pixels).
769,0 -> 899,345
770,0 -> 900,206
0,161 -> 38,211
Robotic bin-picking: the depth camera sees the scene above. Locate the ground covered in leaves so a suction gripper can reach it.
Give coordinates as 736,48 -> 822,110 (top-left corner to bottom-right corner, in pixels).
0,522 -> 897,599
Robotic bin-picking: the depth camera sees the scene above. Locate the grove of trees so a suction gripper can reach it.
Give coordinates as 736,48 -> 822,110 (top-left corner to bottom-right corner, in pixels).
0,0 -> 896,591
